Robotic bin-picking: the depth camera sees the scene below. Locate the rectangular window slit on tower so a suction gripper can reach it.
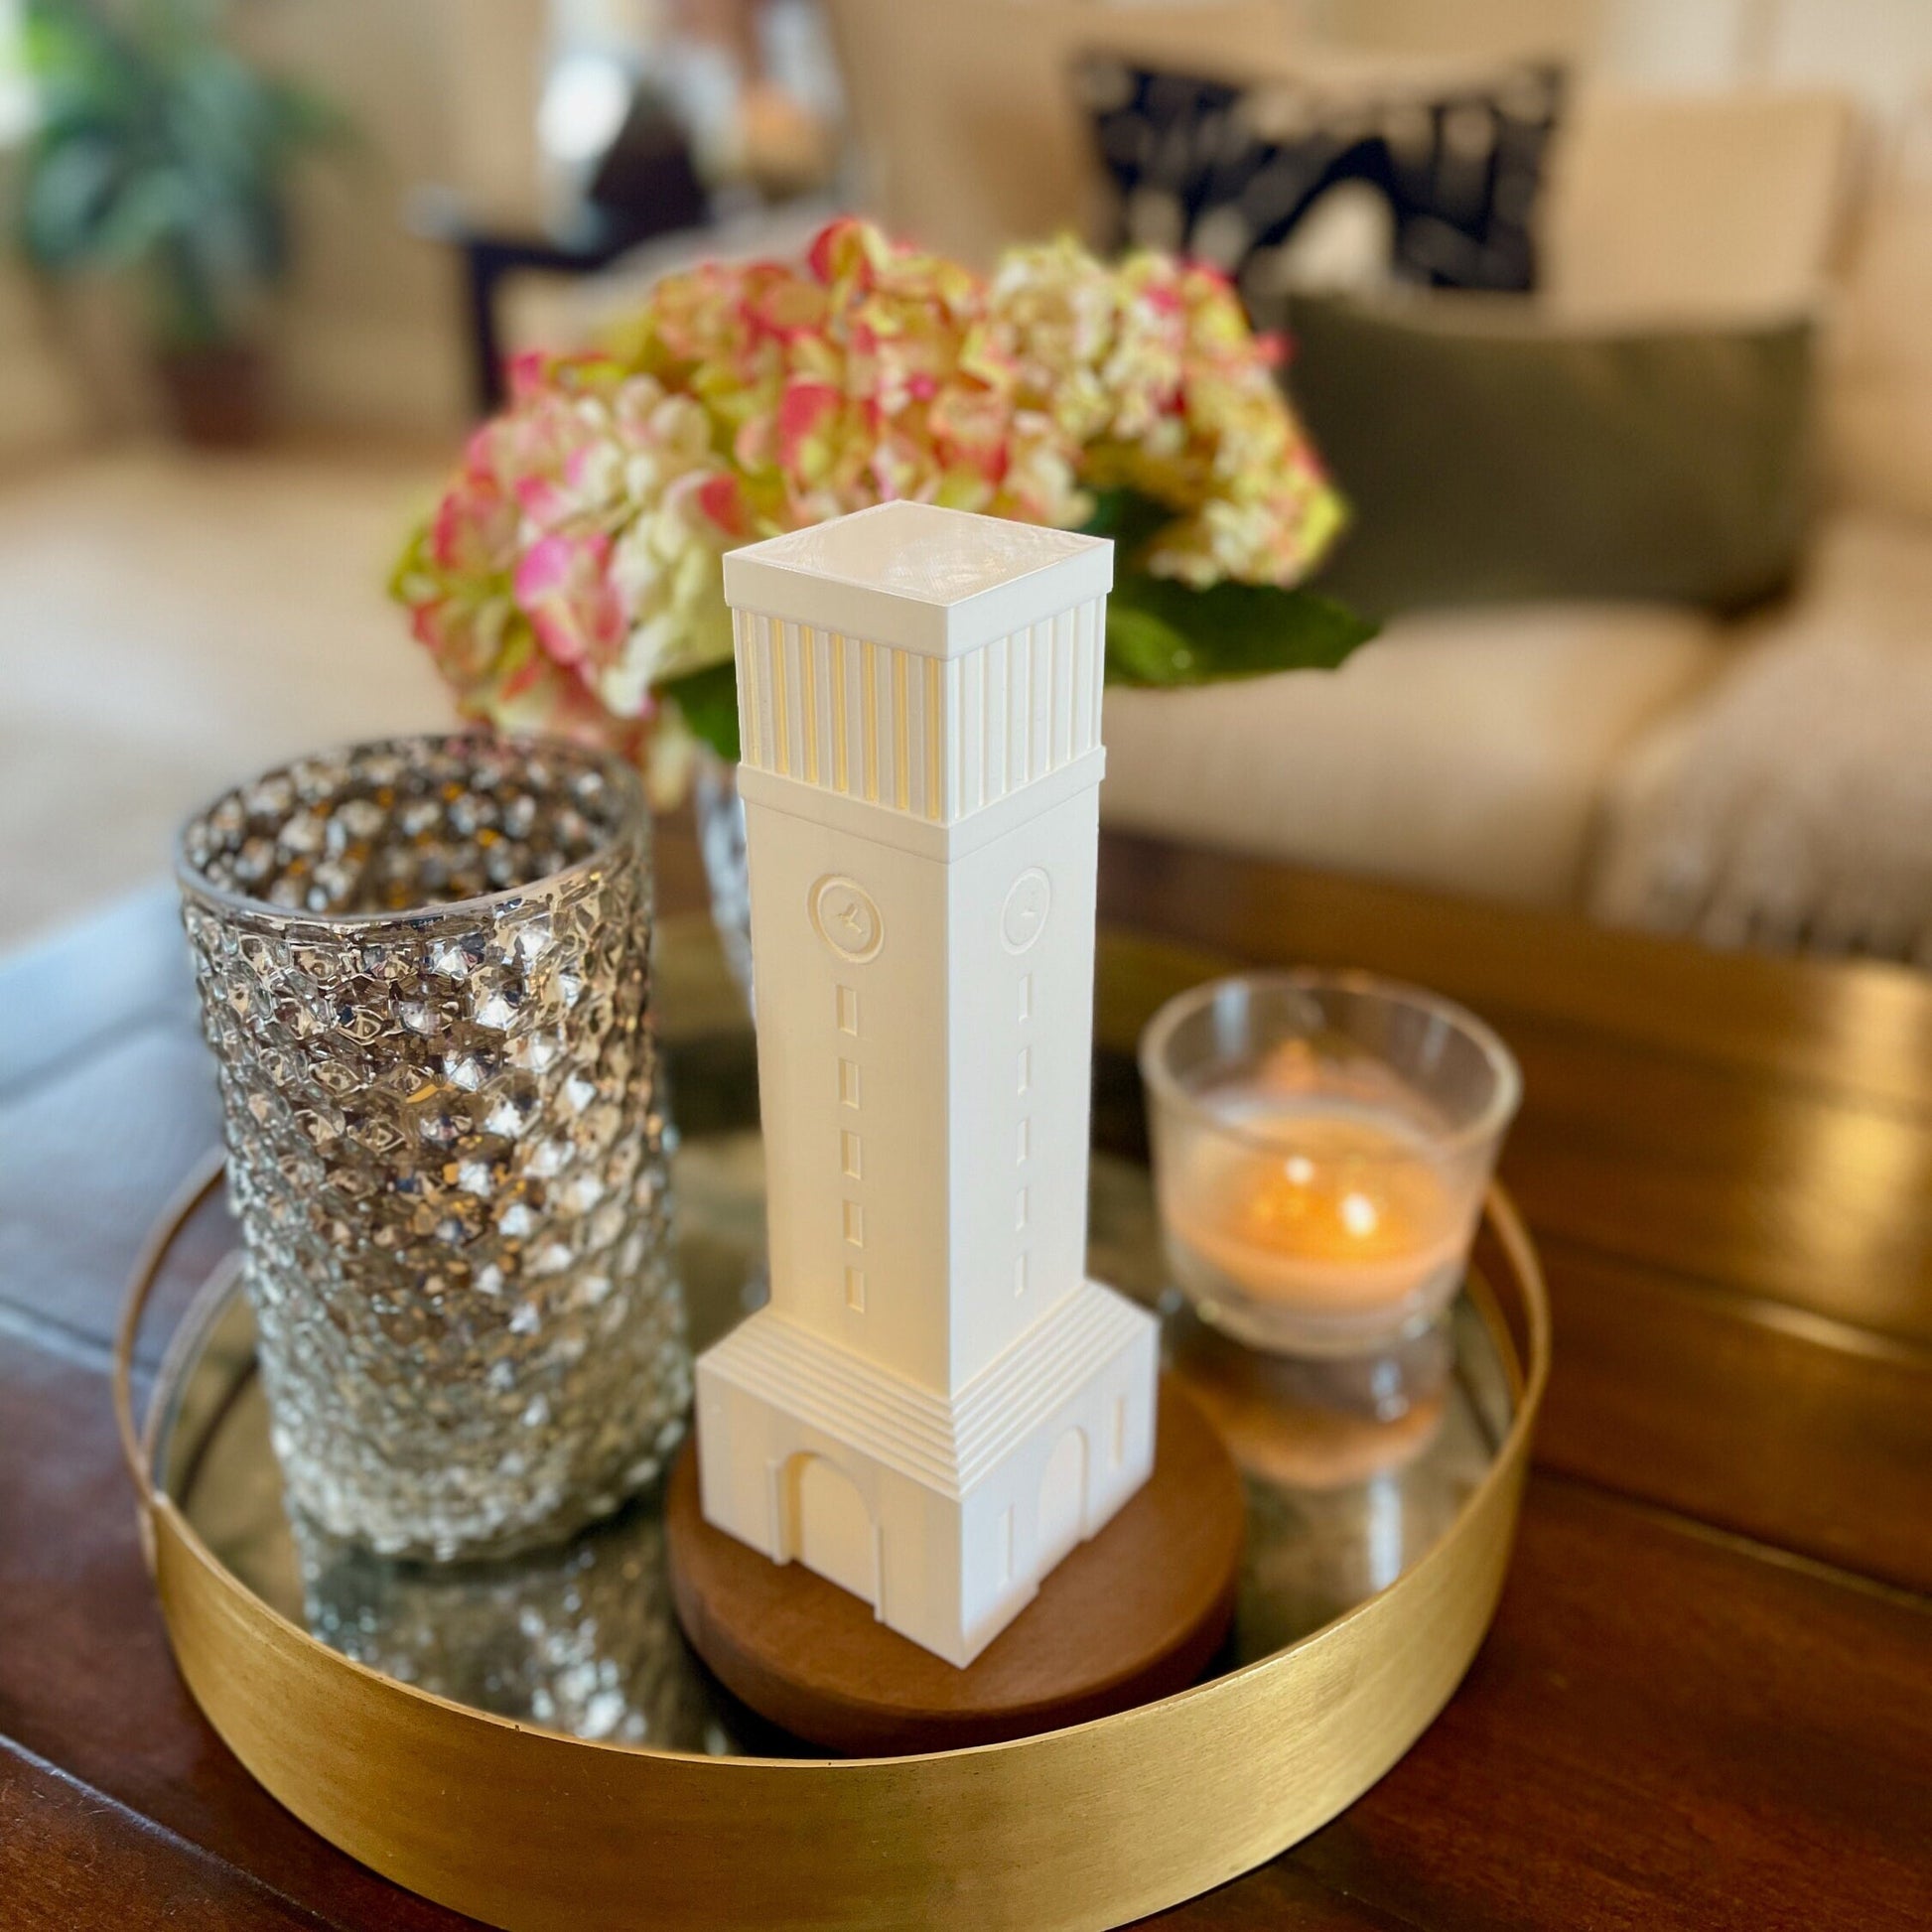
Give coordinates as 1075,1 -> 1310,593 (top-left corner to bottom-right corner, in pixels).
1016,1046 -> 1032,1095
845,1266 -> 866,1312
1017,1118 -> 1031,1164
841,1131 -> 863,1179
843,1200 -> 865,1248
1018,973 -> 1034,1023
1015,1187 -> 1029,1231
1014,1252 -> 1029,1297
838,1058 -> 861,1107
837,986 -> 859,1035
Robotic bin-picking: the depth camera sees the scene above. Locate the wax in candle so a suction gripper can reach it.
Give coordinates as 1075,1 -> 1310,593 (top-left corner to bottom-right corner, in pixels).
1164,1088 -> 1467,1319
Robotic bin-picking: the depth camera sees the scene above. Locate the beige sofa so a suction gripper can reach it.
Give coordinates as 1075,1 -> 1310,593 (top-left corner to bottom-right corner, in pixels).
794,0 -> 1932,962
505,2 -> 1932,962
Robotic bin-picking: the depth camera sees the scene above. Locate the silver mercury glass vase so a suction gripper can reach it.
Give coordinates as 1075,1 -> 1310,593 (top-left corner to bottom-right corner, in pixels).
176,733 -> 690,1561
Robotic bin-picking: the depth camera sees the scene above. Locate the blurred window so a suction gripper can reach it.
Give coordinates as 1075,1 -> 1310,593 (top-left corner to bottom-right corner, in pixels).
539,49 -> 635,168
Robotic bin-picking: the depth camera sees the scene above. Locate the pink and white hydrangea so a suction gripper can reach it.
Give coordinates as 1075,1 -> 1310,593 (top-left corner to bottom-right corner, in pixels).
395,217 -> 1345,778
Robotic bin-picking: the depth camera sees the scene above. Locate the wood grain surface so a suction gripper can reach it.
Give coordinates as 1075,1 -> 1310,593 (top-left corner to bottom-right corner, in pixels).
665,1377 -> 1246,1753
3,824 -> 1929,1928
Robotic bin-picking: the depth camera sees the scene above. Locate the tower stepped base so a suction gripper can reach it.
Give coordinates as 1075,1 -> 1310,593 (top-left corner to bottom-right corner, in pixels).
693,1282 -> 1159,1665
667,1376 -> 1245,1752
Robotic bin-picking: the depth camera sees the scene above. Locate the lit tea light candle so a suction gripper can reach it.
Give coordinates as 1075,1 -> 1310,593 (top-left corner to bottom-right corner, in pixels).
1142,976 -> 1520,1385
1165,1088 -> 1469,1325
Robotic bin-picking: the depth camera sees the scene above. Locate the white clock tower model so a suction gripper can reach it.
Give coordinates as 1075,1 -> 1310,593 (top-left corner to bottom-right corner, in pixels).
693,500 -> 1159,1668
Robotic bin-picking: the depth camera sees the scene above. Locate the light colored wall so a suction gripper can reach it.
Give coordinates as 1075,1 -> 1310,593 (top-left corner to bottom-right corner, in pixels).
1306,0 -> 1610,67
5,0 -> 1931,470
240,0 -> 472,437
0,170 -> 87,465
0,0 -> 529,461
1312,0 -> 1932,103
1756,0 -> 1932,119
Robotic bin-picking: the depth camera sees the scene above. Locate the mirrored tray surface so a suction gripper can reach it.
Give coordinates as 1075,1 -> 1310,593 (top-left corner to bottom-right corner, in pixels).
153,1144 -> 1514,1758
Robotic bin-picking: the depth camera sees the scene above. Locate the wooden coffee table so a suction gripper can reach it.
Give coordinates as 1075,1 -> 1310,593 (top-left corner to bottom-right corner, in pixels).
3,829 -> 1927,1929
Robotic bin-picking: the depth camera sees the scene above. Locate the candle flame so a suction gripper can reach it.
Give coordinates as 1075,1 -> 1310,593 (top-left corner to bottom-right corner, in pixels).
1339,1191 -> 1379,1238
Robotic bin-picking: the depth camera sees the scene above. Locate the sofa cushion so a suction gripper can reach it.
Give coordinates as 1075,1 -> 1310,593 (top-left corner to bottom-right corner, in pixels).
1286,290 -> 1815,616
1100,602 -> 1722,907
1077,56 -> 1564,295
1538,86 -> 1857,321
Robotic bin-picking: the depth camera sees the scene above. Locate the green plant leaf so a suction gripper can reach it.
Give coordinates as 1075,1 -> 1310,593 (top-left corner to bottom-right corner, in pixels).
12,0 -> 351,339
659,659 -> 741,763
18,135 -> 127,265
656,562 -> 1373,756
1104,573 -> 1378,687
1079,487 -> 1174,565
93,165 -> 200,264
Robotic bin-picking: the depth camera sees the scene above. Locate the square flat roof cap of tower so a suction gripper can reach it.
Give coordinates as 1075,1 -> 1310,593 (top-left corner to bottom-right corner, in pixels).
723,502 -> 1114,657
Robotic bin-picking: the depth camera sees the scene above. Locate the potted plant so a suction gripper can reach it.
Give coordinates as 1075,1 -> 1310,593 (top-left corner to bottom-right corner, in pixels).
392,217 -> 1375,985
12,0 -> 345,445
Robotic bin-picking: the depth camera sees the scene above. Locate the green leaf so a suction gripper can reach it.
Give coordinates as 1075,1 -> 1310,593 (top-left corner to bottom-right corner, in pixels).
1104,573 -> 1377,688
653,564 -> 1373,755
659,659 -> 741,764
92,165 -> 200,264
1079,487 -> 1174,565
18,135 -> 127,265
12,0 -> 350,328
1083,490 -> 1375,685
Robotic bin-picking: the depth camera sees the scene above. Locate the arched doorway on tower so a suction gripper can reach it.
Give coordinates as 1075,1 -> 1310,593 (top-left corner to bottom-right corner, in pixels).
1036,1426 -> 1089,1572
779,1451 -> 879,1608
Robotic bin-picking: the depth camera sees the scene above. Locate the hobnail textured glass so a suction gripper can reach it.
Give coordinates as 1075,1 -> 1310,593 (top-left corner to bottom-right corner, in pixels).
294,1508 -> 730,1751
176,733 -> 690,1561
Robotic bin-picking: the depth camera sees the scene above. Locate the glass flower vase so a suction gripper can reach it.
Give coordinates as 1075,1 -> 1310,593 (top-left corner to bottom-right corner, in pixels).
693,747 -> 755,1009
176,733 -> 691,1561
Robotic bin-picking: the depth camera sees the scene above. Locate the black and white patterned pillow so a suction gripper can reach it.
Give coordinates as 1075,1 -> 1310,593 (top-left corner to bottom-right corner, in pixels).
1076,58 -> 1564,301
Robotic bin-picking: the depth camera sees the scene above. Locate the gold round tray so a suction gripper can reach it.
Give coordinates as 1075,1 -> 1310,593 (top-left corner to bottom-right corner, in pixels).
118,1131 -> 1547,1932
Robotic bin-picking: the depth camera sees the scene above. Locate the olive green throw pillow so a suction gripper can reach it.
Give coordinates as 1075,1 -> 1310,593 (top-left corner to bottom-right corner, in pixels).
1286,292 -> 1814,617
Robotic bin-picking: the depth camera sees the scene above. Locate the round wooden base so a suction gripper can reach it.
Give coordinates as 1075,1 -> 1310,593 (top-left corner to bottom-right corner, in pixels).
666,1376 -> 1246,1755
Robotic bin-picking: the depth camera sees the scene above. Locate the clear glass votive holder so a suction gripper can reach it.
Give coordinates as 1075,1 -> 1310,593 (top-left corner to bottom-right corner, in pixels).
1140,971 -> 1521,1417
176,733 -> 690,1561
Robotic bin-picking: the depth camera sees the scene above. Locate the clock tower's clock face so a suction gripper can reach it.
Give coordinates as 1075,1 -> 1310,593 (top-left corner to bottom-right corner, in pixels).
1001,869 -> 1052,954
809,875 -> 886,963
